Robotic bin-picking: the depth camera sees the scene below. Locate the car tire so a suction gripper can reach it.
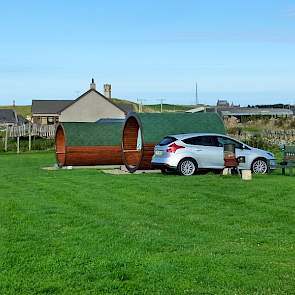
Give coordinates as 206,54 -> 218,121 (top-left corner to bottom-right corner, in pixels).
212,169 -> 223,175
251,158 -> 268,174
177,158 -> 197,176
160,168 -> 169,174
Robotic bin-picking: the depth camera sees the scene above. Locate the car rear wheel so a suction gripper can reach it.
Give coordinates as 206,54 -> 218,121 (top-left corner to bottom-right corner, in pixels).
160,168 -> 169,174
177,159 -> 197,176
251,158 -> 268,174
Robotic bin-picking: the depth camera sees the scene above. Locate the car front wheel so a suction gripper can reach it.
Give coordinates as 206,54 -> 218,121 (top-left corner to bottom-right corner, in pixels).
177,159 -> 197,176
251,159 -> 268,174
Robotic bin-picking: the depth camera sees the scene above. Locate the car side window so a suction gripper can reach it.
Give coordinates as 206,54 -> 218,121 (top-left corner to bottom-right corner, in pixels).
217,136 -> 243,149
183,136 -> 218,147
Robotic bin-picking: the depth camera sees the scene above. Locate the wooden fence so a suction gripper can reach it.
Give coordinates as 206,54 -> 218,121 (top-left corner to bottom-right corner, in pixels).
6,123 -> 56,138
1,123 -> 56,153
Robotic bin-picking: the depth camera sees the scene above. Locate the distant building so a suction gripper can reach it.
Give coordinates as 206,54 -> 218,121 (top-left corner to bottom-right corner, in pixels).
32,80 -> 128,124
32,100 -> 72,125
0,109 -> 27,127
219,107 -> 293,120
217,100 -> 230,108
0,109 -> 18,126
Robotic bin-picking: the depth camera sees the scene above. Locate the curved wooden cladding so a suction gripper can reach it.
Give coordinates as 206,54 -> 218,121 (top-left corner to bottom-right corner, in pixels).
122,116 -> 144,172
137,144 -> 156,170
123,150 -> 141,167
122,114 -> 157,172
123,116 -> 139,150
55,124 -> 123,167
55,126 -> 66,166
61,146 -> 122,166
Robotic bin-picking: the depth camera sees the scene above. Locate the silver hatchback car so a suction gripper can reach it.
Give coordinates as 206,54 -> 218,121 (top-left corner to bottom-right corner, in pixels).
151,133 -> 276,176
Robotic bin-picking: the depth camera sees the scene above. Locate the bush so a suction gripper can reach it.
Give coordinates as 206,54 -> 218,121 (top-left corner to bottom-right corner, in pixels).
0,137 -> 54,153
274,119 -> 285,128
289,119 -> 295,129
243,135 -> 268,149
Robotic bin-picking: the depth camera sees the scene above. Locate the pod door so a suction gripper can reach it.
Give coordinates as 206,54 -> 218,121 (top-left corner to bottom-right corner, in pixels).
122,116 -> 143,172
55,125 -> 66,167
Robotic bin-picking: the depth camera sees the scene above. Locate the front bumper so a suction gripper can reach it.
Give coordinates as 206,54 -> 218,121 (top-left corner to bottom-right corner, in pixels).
268,159 -> 277,170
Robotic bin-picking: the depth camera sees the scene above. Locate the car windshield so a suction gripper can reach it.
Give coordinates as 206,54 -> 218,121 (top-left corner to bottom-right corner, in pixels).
158,136 -> 177,146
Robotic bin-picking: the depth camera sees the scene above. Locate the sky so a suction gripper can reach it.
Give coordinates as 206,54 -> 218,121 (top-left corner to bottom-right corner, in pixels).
0,0 -> 295,106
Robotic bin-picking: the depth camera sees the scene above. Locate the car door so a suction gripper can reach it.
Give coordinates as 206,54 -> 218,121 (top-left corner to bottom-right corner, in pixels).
182,135 -> 223,168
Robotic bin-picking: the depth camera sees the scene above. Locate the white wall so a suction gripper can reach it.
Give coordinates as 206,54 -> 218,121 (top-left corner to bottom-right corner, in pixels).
60,90 -> 125,122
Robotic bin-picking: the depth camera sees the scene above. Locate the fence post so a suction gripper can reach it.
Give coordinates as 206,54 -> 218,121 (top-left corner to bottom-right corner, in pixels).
28,122 -> 31,151
17,136 -> 20,154
5,125 -> 8,151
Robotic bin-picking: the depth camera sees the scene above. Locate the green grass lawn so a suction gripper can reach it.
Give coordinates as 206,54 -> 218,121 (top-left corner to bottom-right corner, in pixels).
0,153 -> 294,294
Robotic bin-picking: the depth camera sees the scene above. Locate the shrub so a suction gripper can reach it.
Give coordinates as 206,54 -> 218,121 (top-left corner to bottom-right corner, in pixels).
289,119 -> 295,129
0,137 -> 54,153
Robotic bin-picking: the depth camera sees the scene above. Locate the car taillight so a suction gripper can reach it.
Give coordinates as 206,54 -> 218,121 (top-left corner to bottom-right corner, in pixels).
166,143 -> 185,153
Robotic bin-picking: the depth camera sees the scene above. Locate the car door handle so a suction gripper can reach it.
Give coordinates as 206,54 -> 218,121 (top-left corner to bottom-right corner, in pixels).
195,149 -> 203,151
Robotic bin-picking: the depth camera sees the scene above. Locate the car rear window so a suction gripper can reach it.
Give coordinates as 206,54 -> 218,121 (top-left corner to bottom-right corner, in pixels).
158,136 -> 177,146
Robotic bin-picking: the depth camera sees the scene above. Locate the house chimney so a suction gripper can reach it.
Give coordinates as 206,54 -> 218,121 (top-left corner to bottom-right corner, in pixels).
90,78 -> 96,90
104,84 -> 112,99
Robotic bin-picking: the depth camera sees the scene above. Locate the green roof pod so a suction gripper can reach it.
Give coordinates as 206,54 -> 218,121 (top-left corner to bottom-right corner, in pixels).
55,120 -> 124,167
122,112 -> 226,172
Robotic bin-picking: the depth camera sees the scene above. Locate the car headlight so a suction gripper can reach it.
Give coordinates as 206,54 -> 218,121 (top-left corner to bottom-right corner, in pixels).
267,152 -> 274,158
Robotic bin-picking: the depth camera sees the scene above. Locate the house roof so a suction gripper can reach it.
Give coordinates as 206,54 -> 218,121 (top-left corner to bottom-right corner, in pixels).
59,89 -> 127,114
32,89 -> 134,119
96,118 -> 125,124
32,100 -> 73,114
113,102 -> 136,113
0,109 -> 18,124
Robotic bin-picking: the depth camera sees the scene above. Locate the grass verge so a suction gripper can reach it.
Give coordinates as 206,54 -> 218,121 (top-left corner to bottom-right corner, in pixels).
0,153 -> 294,294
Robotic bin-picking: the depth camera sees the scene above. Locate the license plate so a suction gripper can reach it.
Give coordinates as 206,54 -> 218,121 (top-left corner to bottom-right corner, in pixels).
155,150 -> 163,156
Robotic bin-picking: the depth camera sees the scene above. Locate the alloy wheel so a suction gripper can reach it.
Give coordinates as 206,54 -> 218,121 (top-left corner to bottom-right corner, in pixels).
252,159 -> 268,174
180,160 -> 196,176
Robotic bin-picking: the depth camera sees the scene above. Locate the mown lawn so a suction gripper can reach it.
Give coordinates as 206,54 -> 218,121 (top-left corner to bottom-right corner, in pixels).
0,153 -> 294,294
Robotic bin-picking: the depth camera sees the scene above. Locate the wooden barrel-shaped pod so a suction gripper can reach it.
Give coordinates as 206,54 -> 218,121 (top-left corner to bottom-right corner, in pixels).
55,120 -> 124,167
122,112 -> 226,172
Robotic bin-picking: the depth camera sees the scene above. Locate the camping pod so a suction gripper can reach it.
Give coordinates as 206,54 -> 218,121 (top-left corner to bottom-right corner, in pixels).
122,112 -> 226,172
55,119 -> 124,167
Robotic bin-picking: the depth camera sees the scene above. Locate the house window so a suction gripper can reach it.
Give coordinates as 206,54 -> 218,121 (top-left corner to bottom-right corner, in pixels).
47,117 -> 54,124
41,117 -> 47,125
